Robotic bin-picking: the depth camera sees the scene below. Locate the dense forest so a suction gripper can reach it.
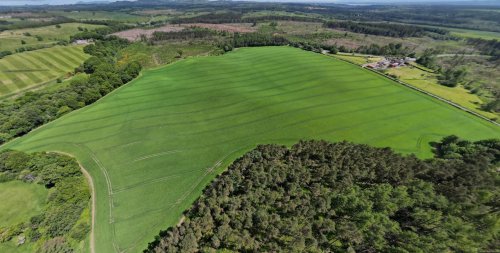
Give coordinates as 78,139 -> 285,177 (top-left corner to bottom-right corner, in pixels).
151,28 -> 217,41
0,151 -> 90,252
170,12 -> 322,25
323,21 -> 448,38
147,138 -> 499,253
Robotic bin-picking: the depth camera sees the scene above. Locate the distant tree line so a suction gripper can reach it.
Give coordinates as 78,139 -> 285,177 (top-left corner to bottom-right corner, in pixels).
151,28 -> 217,41
0,151 -> 90,253
70,23 -> 132,41
0,16 -> 74,32
0,36 -> 142,145
466,38 -> 500,62
170,12 -> 323,24
353,43 -> 411,56
147,137 -> 499,253
323,21 -> 448,38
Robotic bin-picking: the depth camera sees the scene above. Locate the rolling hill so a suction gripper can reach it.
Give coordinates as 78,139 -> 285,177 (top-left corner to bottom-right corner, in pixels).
2,46 -> 498,253
0,45 -> 89,99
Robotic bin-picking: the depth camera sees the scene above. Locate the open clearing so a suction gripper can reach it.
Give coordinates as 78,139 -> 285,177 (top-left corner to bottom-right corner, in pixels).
0,181 -> 47,228
0,45 -> 89,99
0,181 -> 48,253
2,47 -> 499,253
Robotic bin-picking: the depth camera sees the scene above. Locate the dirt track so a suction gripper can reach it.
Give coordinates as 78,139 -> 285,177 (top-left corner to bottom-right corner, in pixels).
50,151 -> 96,253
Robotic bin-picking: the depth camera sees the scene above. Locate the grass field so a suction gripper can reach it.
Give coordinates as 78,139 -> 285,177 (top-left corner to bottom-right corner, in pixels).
118,42 -> 216,68
447,28 -> 500,40
51,11 -> 149,23
0,45 -> 89,99
332,54 -> 498,121
384,66 -> 498,120
0,23 -> 104,52
0,181 -> 48,228
334,53 -> 384,65
2,47 -> 498,253
0,181 -> 48,253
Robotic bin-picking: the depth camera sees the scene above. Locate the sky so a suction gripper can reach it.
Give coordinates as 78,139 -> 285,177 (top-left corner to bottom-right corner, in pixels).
0,0 -> 115,5
0,0 -> 495,6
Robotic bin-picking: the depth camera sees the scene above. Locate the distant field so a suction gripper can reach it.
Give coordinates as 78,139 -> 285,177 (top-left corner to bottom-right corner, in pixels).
119,42 -> 215,68
51,11 -> 148,23
445,27 -> 500,40
334,53 -> 384,65
383,66 -> 498,119
0,23 -> 105,52
332,53 -> 498,121
0,45 -> 89,99
3,47 -> 498,253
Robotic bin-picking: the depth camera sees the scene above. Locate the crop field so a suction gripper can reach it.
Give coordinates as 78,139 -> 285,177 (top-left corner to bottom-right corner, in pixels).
0,45 -> 89,99
2,47 -> 499,253
0,23 -> 105,52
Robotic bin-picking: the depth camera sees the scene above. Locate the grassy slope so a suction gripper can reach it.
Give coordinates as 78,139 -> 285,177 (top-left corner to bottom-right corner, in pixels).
332,54 -> 498,121
118,42 -> 215,69
0,23 -> 104,52
0,45 -> 89,99
0,181 -> 48,253
0,181 -> 48,228
2,47 -> 499,253
384,66 -> 498,120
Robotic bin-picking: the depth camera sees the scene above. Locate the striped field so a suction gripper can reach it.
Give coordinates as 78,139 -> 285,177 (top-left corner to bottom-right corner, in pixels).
2,47 -> 499,253
0,45 -> 89,98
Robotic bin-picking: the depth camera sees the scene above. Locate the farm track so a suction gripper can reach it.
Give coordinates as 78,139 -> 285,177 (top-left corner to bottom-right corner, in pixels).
2,46 -> 498,253
49,151 -> 96,253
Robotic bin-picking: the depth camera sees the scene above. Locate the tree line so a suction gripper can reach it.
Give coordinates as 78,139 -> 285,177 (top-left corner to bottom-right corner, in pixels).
466,37 -> 500,62
151,28 -> 217,41
0,36 -> 142,145
170,12 -> 323,25
323,21 -> 448,38
0,151 -> 90,253
146,137 -> 499,253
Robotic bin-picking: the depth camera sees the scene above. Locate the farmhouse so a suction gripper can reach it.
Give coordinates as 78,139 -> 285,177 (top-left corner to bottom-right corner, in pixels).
73,39 -> 91,45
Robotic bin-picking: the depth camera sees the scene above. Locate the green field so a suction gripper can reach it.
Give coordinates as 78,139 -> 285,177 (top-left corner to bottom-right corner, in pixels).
384,66 -> 498,121
2,47 -> 499,253
332,53 -> 499,121
0,181 -> 48,253
448,28 -> 500,40
51,11 -> 149,23
0,181 -> 48,228
0,45 -> 89,99
0,23 -> 104,52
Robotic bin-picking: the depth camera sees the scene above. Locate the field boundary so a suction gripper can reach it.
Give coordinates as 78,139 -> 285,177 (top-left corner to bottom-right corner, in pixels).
48,151 -> 95,253
328,54 -> 500,127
